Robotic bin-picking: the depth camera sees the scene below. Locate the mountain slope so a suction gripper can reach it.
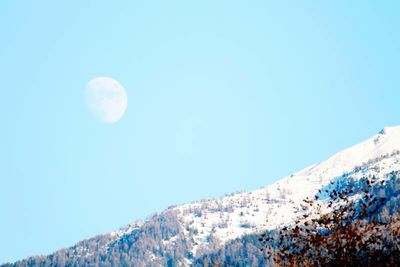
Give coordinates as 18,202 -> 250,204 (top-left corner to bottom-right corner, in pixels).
4,126 -> 400,266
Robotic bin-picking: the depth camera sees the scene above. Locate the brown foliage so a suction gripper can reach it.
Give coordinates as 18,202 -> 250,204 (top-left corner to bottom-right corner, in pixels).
259,175 -> 400,267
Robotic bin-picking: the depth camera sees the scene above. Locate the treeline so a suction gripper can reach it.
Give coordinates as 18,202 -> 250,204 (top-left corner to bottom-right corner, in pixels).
3,167 -> 399,267
191,172 -> 399,266
3,210 -> 191,267
259,171 -> 400,267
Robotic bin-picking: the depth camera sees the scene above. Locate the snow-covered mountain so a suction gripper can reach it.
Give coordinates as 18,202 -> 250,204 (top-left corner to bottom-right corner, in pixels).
4,126 -> 400,267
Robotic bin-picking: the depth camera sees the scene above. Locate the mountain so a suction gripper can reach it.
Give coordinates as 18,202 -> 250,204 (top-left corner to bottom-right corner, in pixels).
3,126 -> 400,266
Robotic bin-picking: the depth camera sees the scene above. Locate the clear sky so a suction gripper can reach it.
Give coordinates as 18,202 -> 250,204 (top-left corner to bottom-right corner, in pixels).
1,1 -> 400,263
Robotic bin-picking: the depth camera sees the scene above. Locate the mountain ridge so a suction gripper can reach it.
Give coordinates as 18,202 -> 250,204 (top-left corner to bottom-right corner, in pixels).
4,126 -> 400,266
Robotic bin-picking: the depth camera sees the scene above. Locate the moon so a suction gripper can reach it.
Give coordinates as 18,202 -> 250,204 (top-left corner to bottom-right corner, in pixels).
85,77 -> 128,123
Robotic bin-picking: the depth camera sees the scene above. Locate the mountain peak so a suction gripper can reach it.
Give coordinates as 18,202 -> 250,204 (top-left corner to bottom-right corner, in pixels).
379,125 -> 400,135
292,126 -> 400,183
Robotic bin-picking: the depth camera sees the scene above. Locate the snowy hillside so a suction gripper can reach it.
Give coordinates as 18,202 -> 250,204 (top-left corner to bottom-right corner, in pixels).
5,126 -> 400,267
173,125 -> 400,258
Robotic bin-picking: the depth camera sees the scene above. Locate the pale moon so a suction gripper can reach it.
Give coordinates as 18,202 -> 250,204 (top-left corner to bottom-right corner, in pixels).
85,77 -> 128,123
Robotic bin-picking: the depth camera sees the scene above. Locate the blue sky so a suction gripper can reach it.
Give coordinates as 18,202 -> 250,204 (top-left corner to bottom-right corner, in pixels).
1,1 -> 400,263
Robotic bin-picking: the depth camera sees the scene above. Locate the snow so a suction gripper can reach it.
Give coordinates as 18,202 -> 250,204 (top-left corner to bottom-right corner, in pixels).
294,125 -> 400,181
70,125 -> 400,263
109,221 -> 143,238
172,126 -> 400,257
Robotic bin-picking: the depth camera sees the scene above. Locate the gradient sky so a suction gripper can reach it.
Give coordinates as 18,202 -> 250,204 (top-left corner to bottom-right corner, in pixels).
1,1 -> 400,263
